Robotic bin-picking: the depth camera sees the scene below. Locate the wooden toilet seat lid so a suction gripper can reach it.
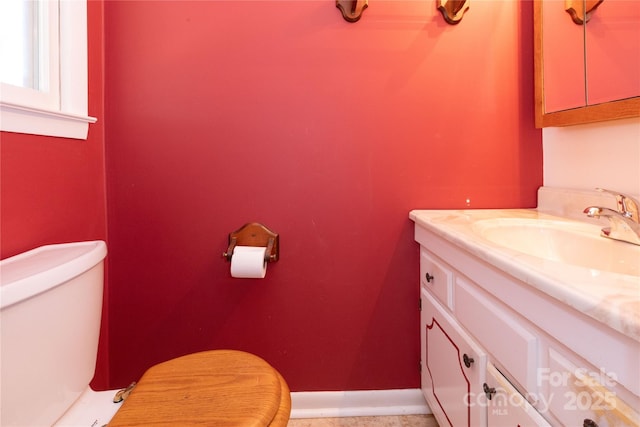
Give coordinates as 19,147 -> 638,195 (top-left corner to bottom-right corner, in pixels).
108,350 -> 289,427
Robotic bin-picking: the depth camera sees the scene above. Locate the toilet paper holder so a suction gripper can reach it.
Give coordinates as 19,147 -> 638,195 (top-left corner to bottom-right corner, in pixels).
223,222 -> 279,262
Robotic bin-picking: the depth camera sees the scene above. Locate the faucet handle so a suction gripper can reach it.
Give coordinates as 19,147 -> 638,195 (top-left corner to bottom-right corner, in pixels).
596,188 -> 640,222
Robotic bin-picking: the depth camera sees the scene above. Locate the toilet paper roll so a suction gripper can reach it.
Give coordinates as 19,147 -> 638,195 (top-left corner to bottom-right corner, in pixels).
230,246 -> 268,278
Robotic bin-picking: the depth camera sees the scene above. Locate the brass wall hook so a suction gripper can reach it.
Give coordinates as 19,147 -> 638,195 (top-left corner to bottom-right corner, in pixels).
336,0 -> 368,23
223,223 -> 279,263
565,0 -> 603,25
437,0 -> 470,25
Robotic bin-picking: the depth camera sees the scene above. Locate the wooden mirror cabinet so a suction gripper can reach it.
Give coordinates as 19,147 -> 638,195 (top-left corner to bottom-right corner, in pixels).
534,0 -> 640,127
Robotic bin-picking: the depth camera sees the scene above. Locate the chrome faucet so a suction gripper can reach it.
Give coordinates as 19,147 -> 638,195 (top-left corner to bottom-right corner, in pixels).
583,188 -> 640,246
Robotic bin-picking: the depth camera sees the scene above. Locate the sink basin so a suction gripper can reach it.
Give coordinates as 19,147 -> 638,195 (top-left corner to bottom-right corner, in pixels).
472,218 -> 640,277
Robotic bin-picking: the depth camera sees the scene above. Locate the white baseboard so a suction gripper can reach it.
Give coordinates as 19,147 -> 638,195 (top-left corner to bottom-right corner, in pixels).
290,388 -> 431,419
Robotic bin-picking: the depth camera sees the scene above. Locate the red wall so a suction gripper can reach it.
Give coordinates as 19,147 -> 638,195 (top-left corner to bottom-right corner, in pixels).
0,1 -> 109,386
103,0 -> 541,391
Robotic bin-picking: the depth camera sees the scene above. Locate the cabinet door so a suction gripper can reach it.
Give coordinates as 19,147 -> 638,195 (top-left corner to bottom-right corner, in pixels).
586,0 -> 640,105
486,363 -> 551,427
421,288 -> 487,427
455,277 -> 538,396
542,0 -> 586,112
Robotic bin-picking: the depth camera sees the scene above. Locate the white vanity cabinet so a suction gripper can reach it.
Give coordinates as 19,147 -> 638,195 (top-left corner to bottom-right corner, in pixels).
415,222 -> 640,427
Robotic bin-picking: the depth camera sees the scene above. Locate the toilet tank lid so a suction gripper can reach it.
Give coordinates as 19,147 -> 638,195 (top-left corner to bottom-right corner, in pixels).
0,241 -> 107,310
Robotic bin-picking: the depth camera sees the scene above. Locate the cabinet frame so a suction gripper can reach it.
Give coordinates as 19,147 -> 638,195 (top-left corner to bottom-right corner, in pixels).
533,0 -> 640,128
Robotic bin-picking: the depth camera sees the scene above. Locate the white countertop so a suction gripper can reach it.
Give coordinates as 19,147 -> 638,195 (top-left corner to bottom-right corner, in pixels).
409,207 -> 640,343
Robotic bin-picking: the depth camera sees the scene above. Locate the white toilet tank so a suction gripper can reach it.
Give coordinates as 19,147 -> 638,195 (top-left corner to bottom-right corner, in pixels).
0,241 -> 108,427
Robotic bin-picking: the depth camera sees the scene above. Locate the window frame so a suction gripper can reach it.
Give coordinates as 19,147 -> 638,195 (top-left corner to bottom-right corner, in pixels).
0,0 -> 96,140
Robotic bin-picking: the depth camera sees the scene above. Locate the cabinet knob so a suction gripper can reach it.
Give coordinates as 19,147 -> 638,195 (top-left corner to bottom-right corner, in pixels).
483,383 -> 496,400
425,272 -> 434,283
583,420 -> 598,427
463,353 -> 474,368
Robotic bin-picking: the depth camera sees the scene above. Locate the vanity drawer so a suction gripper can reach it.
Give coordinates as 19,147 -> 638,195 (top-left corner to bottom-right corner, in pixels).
485,363 -> 551,426
420,248 -> 452,308
454,276 -> 538,396
546,348 -> 640,427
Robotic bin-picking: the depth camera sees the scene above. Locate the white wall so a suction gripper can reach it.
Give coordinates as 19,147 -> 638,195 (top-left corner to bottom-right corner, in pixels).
543,117 -> 640,197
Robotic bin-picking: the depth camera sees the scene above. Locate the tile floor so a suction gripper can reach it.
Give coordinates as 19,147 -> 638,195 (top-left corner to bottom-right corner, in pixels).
287,415 -> 439,426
